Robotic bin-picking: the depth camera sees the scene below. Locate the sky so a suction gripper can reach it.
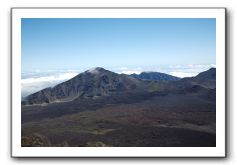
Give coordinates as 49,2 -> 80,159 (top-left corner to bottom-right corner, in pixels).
21,18 -> 216,98
22,18 -> 216,72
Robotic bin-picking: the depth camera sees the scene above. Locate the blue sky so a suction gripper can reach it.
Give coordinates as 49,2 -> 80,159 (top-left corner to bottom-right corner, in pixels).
21,18 -> 216,97
21,18 -> 216,72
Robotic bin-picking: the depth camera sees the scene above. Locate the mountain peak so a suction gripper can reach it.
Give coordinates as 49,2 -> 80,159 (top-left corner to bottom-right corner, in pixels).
85,67 -> 106,74
195,67 -> 216,80
24,67 -> 144,105
208,67 -> 216,72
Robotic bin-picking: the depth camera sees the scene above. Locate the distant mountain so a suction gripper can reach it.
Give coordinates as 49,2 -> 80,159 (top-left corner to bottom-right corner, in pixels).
22,67 -> 216,106
130,72 -> 180,81
194,68 -> 216,80
176,68 -> 216,89
192,68 -> 216,88
23,67 -> 148,105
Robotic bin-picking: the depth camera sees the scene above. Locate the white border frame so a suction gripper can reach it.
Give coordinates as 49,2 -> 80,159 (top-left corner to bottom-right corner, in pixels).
11,8 -> 226,157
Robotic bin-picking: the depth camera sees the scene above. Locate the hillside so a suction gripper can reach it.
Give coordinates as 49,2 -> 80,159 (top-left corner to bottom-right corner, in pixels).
23,67 -> 148,105
21,67 -> 216,147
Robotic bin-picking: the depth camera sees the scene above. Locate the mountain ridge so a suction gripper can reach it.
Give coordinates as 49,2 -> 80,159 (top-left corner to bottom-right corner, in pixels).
130,71 -> 180,81
22,67 -> 216,106
23,67 -> 146,105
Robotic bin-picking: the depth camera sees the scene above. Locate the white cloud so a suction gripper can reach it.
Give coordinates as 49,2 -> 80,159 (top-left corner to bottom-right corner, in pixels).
21,72 -> 78,98
111,66 -> 143,75
21,72 -> 78,84
169,72 -> 198,78
111,64 -> 215,77
166,64 -> 215,78
119,70 -> 142,75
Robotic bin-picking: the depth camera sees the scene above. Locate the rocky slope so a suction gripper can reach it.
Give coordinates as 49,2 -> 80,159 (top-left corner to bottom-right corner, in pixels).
130,72 -> 180,81
23,67 -> 148,105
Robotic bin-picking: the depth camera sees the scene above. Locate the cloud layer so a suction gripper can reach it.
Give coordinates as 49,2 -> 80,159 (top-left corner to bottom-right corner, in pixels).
21,72 -> 78,98
111,64 -> 215,78
21,64 -> 215,99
